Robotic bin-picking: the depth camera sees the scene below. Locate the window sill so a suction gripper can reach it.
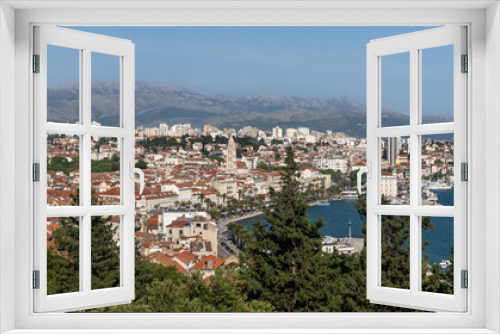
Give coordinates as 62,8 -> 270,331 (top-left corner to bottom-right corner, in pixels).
4,329 -> 497,334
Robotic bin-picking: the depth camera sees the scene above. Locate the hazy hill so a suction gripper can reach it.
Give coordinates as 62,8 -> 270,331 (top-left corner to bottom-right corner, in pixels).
47,81 -> 451,138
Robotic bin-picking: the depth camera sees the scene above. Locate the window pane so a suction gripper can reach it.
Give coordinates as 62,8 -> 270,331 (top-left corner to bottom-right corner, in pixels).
47,216 -> 80,295
92,52 -> 121,127
381,215 -> 410,289
421,216 -> 454,295
381,136 -> 410,205
381,52 -> 410,127
91,215 -> 121,290
47,45 -> 80,124
421,45 -> 454,124
91,137 -> 121,205
421,134 -> 454,206
47,134 -> 80,206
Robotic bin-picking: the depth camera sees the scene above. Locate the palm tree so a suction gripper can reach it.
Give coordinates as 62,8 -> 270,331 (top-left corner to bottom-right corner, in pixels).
228,223 -> 244,248
236,201 -> 244,216
228,199 -> 237,216
204,197 -> 212,211
307,183 -> 314,199
226,203 -> 233,218
320,179 -> 326,199
198,193 -> 206,208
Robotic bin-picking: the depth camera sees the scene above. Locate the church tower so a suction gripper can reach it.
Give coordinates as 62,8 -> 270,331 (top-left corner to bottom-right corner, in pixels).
226,136 -> 237,172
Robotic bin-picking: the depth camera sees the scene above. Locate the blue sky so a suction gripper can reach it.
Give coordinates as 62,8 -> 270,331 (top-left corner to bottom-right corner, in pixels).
51,26 -> 453,117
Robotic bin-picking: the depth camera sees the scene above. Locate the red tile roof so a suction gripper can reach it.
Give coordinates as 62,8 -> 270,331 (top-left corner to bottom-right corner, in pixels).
174,251 -> 198,265
169,220 -> 187,228
192,255 -> 224,270
148,252 -> 188,274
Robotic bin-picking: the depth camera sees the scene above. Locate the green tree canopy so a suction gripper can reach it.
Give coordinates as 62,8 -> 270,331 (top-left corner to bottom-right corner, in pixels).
240,147 -> 327,311
135,160 -> 148,169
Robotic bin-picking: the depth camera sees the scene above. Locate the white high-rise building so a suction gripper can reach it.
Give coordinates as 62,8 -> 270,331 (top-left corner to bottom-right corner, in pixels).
298,127 -> 310,136
311,157 -> 348,173
272,126 -> 283,139
384,137 -> 400,167
286,128 -> 297,138
146,127 -> 159,137
159,123 -> 168,136
305,134 -> 316,144
381,170 -> 398,198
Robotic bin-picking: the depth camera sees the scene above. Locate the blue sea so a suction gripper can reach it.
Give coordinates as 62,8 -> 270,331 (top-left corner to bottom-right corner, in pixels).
237,189 -> 454,264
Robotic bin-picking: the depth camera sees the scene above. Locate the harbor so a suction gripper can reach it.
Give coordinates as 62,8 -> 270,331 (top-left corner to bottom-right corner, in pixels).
236,188 -> 454,264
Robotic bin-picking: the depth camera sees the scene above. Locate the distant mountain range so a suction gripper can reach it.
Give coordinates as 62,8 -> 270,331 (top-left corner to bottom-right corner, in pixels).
48,81 -> 452,138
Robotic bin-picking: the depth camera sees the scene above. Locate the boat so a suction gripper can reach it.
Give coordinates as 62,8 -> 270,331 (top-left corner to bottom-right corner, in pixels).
426,180 -> 452,190
390,198 -> 405,205
439,260 -> 451,269
341,189 -> 359,199
425,189 -> 438,201
317,200 -> 330,206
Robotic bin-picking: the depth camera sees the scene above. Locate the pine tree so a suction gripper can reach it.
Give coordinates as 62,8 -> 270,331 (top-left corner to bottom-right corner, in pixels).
380,213 -> 434,289
47,217 -> 80,294
353,195 -> 439,311
47,190 -> 121,292
380,214 -> 411,289
422,244 -> 454,294
240,147 -> 327,312
90,216 -> 120,289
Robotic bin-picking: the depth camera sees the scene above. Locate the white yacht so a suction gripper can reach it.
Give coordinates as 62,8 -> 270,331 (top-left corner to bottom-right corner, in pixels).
425,189 -> 438,202
427,180 -> 452,190
439,260 -> 451,269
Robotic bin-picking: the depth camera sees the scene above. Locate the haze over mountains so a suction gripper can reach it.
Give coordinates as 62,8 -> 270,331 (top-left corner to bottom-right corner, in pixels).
48,81 -> 451,138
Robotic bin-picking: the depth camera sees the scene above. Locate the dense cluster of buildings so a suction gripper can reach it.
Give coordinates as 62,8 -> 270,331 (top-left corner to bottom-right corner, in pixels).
380,136 -> 454,204
46,122 -> 454,276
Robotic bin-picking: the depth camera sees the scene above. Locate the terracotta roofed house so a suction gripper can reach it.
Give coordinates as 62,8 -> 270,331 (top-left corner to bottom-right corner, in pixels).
191,255 -> 225,278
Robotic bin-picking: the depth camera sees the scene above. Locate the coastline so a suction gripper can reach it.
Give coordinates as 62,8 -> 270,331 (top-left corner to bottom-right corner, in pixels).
225,211 -> 264,224
224,199 -> 333,225
230,190 -> 453,264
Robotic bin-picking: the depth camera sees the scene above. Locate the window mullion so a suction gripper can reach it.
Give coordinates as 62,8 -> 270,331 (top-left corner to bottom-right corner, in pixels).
366,47 -> 380,297
33,26 -> 46,309
81,48 -> 92,294
81,214 -> 91,293
409,214 -> 419,293
452,26 -> 468,309
82,48 -> 91,209
373,205 -> 411,215
413,123 -> 455,135
373,126 -> 411,138
46,123 -> 89,135
121,50 -> 135,294
409,47 -> 420,294
89,205 -> 130,216
89,126 -> 129,138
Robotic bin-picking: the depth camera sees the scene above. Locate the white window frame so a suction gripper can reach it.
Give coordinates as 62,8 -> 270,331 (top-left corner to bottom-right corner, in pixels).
32,26 -> 136,313
366,26 -> 467,312
0,1 -> 499,333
